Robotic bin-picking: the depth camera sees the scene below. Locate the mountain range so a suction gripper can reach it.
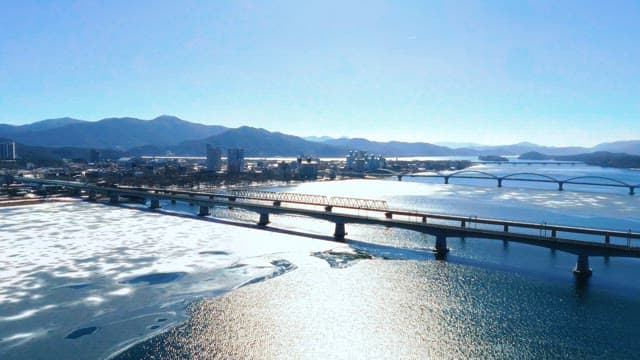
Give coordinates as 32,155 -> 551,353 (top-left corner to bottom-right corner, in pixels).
1,116 -> 640,160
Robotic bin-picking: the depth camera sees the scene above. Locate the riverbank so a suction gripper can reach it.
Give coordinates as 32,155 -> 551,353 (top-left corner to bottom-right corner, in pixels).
113,253 -> 640,359
0,196 -> 75,207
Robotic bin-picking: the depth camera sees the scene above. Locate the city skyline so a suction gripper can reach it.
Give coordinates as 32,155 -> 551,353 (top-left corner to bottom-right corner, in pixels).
1,1 -> 639,146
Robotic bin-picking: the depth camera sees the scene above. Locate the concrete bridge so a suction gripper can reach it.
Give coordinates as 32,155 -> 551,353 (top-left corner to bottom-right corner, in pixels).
16,177 -> 640,278
376,170 -> 639,195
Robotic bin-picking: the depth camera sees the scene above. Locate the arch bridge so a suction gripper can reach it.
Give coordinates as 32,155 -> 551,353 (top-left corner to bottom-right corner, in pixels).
399,171 -> 638,195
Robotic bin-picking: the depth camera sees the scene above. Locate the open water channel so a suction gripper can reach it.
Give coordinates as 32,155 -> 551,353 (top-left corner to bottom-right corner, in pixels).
1,162 -> 640,359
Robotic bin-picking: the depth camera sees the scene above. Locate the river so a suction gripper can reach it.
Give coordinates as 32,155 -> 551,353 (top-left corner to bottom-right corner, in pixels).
1,162 -> 639,359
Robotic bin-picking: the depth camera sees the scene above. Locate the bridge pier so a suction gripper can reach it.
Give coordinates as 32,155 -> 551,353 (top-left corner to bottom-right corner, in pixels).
334,222 -> 347,240
198,205 -> 210,216
432,234 -> 449,255
558,182 -> 564,191
109,193 -> 119,204
497,179 -> 502,188
325,205 -> 333,212
630,187 -> 635,195
397,175 -> 403,181
573,254 -> 592,278
444,177 -> 449,184
149,199 -> 160,209
385,212 -> 393,219
258,213 -> 270,226
228,196 -> 236,209
87,190 -> 97,201
171,199 -> 176,204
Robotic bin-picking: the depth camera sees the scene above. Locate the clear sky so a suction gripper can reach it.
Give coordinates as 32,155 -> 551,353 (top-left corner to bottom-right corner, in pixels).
1,0 -> 639,146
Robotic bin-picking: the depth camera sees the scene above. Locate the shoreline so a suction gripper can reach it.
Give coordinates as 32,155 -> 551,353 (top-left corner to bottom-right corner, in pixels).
0,195 -> 80,207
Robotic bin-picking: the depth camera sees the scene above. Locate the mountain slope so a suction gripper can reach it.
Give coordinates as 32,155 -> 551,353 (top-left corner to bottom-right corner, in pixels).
592,140 -> 640,155
0,116 -> 227,149
0,117 -> 86,136
324,138 -> 470,156
164,127 -> 348,156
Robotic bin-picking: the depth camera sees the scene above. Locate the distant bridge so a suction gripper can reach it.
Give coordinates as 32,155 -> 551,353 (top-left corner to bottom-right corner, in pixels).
352,170 -> 640,195
16,177 -> 640,279
471,160 -> 583,166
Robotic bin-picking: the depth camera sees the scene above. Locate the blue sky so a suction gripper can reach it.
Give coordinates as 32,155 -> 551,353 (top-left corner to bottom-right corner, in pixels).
1,0 -> 639,146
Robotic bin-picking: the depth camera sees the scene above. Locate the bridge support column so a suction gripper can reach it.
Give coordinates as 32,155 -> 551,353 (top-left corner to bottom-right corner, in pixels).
228,196 -> 236,209
149,199 -> 160,209
109,193 -> 119,204
87,190 -> 97,201
432,234 -> 449,255
558,182 -> 564,191
385,212 -> 393,219
630,187 -> 635,195
198,205 -> 210,216
325,205 -> 333,212
397,175 -> 403,181
444,177 -> 449,184
503,224 -> 509,232
573,254 -> 592,278
497,179 -> 502,188
334,222 -> 347,240
171,199 -> 176,204
258,213 -> 270,226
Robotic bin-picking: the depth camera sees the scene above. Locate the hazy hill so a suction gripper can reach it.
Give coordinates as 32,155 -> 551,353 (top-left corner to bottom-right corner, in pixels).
463,142 -> 589,156
323,138 -> 468,156
520,151 -> 640,168
0,116 -> 227,149
592,140 -> 640,155
0,117 -> 86,135
165,127 -> 348,157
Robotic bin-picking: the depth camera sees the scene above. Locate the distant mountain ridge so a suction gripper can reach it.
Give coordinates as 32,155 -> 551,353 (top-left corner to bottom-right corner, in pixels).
0,116 -> 227,149
520,151 -> 640,168
2,116 -> 640,158
130,127 -> 348,157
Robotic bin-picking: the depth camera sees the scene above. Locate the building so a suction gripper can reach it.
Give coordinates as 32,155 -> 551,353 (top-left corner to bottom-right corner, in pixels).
0,142 -> 16,161
206,144 -> 222,171
296,157 -> 319,180
227,148 -> 244,174
345,150 -> 386,172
